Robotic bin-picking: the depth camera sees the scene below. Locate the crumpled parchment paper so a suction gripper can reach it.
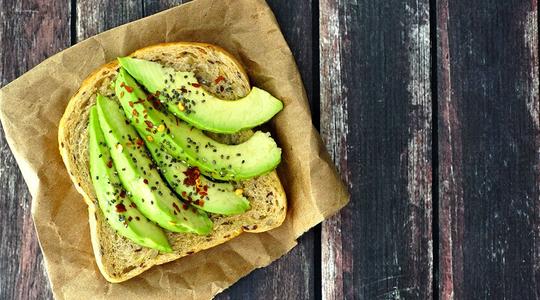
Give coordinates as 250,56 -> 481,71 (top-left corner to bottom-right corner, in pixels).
0,0 -> 349,298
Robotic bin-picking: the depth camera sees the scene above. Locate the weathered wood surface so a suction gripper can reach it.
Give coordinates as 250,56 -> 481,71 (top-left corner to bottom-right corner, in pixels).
319,0 -> 433,298
438,0 -> 539,299
0,1 -> 70,299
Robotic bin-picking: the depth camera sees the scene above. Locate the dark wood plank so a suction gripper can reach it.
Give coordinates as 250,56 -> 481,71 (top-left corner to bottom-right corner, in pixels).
320,0 -> 433,298
213,0 -> 317,298
143,0 -> 189,15
76,0 -> 142,41
0,1 -> 71,299
438,0 -> 539,298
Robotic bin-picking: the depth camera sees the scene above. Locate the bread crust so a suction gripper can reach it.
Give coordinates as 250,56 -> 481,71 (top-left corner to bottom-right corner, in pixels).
58,42 -> 286,282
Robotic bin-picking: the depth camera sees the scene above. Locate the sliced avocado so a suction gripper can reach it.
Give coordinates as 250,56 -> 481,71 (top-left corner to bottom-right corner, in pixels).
89,107 -> 172,252
145,141 -> 250,215
95,94 -> 213,235
115,69 -> 281,181
118,57 -> 283,134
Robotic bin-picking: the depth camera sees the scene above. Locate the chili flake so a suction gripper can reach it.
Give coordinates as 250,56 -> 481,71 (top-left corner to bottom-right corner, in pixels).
214,75 -> 225,84
183,166 -> 200,186
115,203 -> 127,213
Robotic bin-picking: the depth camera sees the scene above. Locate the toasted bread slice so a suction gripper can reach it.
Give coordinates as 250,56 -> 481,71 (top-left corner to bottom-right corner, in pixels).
58,42 -> 287,282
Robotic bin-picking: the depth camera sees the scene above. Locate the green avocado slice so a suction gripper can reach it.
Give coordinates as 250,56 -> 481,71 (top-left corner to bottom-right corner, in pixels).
96,94 -> 213,234
118,57 -> 283,134
115,69 -> 282,181
89,107 -> 172,252
145,141 -> 250,215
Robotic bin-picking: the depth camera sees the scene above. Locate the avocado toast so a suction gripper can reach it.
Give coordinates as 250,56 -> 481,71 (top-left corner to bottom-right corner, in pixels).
58,42 -> 287,282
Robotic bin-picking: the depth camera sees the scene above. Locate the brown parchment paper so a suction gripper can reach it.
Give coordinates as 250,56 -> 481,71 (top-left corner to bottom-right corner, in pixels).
0,0 -> 349,299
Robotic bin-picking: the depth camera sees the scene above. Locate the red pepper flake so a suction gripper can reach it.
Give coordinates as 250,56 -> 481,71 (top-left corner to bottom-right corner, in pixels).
124,85 -> 133,93
182,203 -> 189,210
143,179 -> 149,184
198,200 -> 205,207
119,190 -> 126,198
132,109 -> 139,117
107,160 -> 113,168
136,138 -> 144,146
128,101 -> 134,107
181,191 -> 187,197
130,202 -> 137,209
183,167 -> 200,186
214,75 -> 225,84
151,99 -> 162,109
191,83 -> 201,88
115,203 -> 126,213
144,120 -> 154,128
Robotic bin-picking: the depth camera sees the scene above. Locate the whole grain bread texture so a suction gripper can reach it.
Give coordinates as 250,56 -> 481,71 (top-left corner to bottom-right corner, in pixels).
58,42 -> 287,282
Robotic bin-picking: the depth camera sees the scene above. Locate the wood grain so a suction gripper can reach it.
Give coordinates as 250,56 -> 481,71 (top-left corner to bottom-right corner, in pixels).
0,0 -> 71,299
76,0 -> 142,41
217,0 -> 317,298
438,0 -> 539,298
319,0 -> 433,298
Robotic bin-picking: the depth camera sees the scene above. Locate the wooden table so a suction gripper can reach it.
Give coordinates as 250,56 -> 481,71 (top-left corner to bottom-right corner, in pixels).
0,0 -> 538,299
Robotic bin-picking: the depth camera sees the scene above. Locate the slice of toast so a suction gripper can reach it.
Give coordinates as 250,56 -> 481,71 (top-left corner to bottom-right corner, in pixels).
58,42 -> 287,282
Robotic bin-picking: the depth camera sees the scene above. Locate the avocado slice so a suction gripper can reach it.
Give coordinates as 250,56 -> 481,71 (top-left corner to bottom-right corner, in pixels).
95,94 -> 213,234
115,69 -> 281,181
89,107 -> 172,252
118,57 -> 283,134
145,141 -> 250,215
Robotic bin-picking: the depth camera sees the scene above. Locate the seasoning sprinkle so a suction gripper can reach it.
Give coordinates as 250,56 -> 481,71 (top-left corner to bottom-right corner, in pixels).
178,102 -> 185,111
